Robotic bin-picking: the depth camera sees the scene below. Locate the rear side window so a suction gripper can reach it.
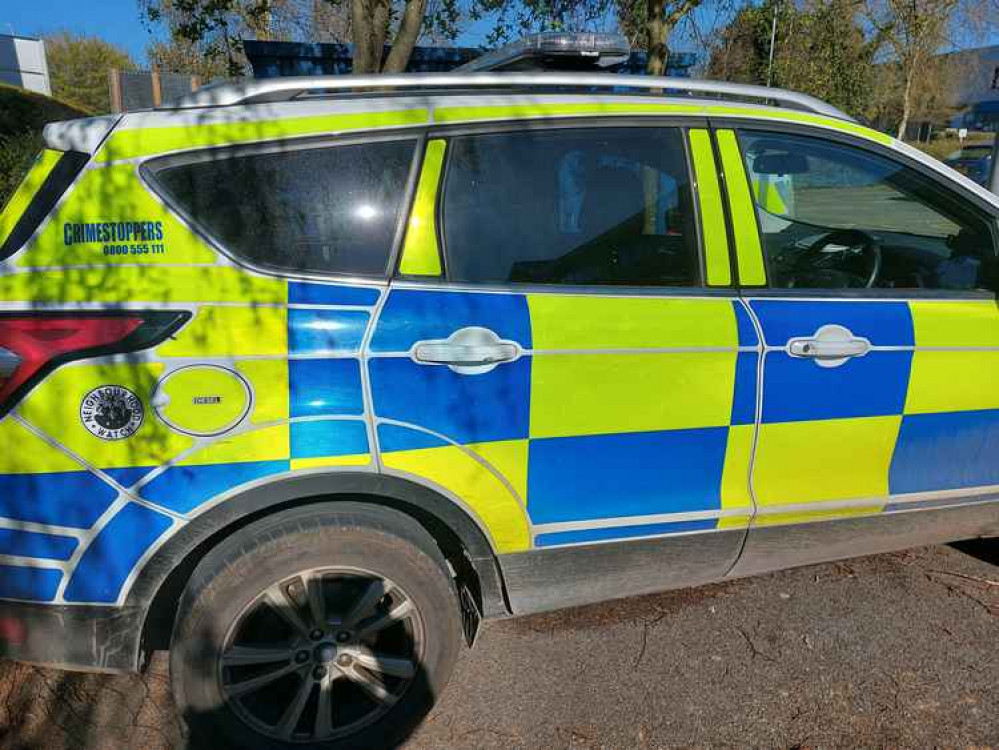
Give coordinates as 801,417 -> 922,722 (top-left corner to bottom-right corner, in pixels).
148,139 -> 417,276
442,127 -> 699,286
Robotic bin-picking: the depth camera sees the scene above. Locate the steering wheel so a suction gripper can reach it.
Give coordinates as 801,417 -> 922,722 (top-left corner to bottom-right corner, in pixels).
797,228 -> 882,289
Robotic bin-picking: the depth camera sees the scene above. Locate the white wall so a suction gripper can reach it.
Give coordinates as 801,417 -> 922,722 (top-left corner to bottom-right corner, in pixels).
0,35 -> 51,96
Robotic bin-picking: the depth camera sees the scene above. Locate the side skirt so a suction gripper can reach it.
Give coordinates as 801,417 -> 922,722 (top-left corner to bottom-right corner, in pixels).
498,528 -> 747,616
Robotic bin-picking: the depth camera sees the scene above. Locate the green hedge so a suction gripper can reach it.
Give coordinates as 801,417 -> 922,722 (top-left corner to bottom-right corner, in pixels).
0,84 -> 90,210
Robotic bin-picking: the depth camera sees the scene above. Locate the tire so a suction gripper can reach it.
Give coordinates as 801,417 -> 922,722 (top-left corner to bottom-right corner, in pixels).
170,503 -> 463,750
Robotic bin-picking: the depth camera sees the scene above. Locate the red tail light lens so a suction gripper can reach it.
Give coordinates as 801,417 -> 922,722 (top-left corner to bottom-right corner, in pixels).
0,311 -> 190,417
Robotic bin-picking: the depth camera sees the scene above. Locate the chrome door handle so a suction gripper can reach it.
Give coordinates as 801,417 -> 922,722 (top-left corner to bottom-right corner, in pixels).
412,327 -> 520,374
786,324 -> 870,368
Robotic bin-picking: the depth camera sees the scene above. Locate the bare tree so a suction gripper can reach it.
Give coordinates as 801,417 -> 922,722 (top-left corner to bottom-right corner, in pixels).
862,0 -> 974,138
346,0 -> 428,73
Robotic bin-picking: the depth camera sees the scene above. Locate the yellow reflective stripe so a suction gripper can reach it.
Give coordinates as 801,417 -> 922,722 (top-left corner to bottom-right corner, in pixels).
716,130 -> 766,286
910,300 -> 999,347
291,454 -> 372,470
96,109 -> 429,162
0,149 -> 62,248
398,139 -> 445,276
0,266 -> 286,303
688,129 -> 731,286
433,102 -> 891,146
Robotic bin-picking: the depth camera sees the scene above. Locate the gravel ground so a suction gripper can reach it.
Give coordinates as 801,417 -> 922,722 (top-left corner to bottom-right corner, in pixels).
0,542 -> 997,749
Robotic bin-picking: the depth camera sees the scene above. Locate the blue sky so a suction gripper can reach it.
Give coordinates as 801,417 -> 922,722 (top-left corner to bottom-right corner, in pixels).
6,0 -> 156,63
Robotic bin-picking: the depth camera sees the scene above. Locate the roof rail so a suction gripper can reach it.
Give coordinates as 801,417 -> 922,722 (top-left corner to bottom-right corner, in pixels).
163,72 -> 854,122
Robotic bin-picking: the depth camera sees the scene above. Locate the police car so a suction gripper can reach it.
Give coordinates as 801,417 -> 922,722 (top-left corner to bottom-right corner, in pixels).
1,60 -> 998,749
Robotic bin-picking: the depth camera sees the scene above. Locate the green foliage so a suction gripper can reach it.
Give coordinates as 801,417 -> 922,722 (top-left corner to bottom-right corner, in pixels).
141,0 -> 273,77
44,32 -> 135,114
0,84 -> 88,209
707,0 -> 877,121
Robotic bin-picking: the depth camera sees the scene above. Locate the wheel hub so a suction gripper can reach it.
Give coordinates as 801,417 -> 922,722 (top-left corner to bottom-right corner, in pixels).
314,642 -> 337,664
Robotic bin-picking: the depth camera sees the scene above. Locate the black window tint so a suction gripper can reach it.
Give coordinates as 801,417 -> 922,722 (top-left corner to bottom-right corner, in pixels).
442,128 -> 699,286
738,130 -> 997,292
152,140 -> 415,276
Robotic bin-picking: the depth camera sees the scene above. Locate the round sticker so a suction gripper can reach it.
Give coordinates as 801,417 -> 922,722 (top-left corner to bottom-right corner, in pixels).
80,385 -> 144,441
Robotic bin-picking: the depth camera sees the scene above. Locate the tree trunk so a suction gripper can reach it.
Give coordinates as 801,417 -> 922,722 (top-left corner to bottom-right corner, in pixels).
646,0 -> 667,76
897,62 -> 915,140
383,0 -> 427,73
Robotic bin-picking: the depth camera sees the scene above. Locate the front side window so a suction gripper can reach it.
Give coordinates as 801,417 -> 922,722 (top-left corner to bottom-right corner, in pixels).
149,139 -> 416,276
738,130 -> 996,292
442,127 -> 699,286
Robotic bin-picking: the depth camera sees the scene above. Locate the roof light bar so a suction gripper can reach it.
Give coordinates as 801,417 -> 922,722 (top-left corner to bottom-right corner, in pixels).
456,32 -> 632,72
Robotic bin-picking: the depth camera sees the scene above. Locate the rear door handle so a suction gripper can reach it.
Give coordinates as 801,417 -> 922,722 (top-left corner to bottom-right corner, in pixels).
412,327 -> 520,375
786,324 -> 870,368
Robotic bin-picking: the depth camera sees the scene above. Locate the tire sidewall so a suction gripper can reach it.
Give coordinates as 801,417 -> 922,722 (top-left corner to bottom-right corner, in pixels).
171,506 -> 462,750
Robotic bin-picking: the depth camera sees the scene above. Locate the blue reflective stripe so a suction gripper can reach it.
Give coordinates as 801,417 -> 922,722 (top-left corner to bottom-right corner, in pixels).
288,309 -> 369,355
733,301 -> 759,346
102,466 -> 156,489
370,289 -> 532,352
290,359 -> 364,417
731,351 -> 758,426
0,529 -> 77,561
750,300 -> 914,347
291,420 -> 368,459
370,356 -> 531,444
377,424 -> 449,452
288,282 -> 380,307
139,460 -> 290,514
0,471 -> 116,529
63,503 -> 172,603
535,518 -> 717,547
0,565 -> 62,601
527,427 -> 728,524
890,409 -> 999,494
761,351 -> 912,423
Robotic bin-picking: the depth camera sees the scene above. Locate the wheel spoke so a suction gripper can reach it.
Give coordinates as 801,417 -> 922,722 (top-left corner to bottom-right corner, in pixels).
347,646 -> 416,679
314,669 -> 335,738
273,673 -> 314,740
222,645 -> 295,667
343,579 -> 391,628
263,584 -> 312,639
356,597 -> 414,638
305,571 -> 326,631
225,662 -> 304,698
344,665 -> 397,705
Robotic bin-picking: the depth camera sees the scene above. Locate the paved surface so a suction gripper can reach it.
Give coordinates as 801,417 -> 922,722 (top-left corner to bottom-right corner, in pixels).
1,542 -> 997,749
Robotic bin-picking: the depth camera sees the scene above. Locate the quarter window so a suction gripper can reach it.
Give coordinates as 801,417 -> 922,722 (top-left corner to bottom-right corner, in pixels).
738,130 -> 996,291
149,139 -> 416,276
442,127 -> 700,286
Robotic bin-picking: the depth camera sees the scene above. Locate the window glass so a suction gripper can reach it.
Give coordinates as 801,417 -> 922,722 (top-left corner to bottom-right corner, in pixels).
442,127 -> 699,286
151,139 -> 415,276
738,130 -> 996,291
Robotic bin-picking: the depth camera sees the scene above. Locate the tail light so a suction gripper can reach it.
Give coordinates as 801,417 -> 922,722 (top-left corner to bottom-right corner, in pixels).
0,311 -> 190,417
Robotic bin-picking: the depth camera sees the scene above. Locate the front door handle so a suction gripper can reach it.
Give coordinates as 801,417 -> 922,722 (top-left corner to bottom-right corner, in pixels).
412,326 -> 520,375
786,324 -> 871,368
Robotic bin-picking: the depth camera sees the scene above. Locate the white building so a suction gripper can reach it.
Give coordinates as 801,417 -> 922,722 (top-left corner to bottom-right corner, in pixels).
0,34 -> 51,96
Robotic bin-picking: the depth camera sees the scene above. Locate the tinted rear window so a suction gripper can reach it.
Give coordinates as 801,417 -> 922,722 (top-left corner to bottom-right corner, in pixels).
150,139 -> 416,276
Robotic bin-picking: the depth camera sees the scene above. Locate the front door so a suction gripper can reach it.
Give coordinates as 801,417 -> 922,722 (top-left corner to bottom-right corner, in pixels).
716,125 -> 999,560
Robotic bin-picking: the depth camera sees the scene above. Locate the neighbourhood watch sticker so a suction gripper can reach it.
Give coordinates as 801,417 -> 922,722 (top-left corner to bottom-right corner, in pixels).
80,386 -> 144,440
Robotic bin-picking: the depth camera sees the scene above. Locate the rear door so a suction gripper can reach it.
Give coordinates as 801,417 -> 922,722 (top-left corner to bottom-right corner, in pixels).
368,118 -> 759,573
714,123 -> 999,565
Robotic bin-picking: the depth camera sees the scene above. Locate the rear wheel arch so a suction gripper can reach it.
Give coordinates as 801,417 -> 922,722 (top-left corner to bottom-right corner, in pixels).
132,472 -> 510,665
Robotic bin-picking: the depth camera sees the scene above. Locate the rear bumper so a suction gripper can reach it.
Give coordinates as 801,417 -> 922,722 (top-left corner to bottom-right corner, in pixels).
0,600 -> 143,673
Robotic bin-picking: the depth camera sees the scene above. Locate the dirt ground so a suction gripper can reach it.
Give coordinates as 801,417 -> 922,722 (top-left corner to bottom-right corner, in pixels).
0,542 -> 997,749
